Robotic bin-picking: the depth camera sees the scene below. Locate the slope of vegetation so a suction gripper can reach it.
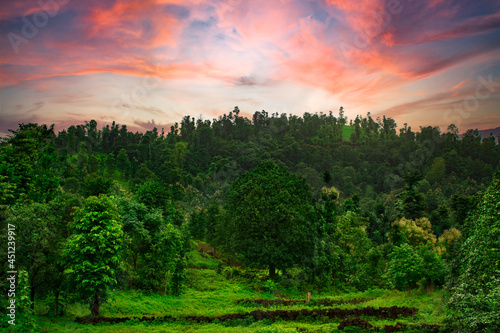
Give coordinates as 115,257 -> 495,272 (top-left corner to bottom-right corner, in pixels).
34,245 -> 447,332
0,108 -> 499,332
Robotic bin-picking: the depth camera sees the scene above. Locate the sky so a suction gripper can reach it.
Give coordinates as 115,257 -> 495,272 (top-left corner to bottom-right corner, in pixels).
1,0 -> 500,137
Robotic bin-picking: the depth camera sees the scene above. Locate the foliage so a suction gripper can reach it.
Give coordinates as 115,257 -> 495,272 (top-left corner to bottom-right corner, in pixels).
226,162 -> 316,278
116,148 -> 132,178
0,112 -> 499,330
447,174 -> 500,332
436,227 -> 461,257
83,172 -> 113,196
64,195 -> 123,316
0,123 -> 62,203
400,186 -> 427,220
418,245 -> 448,288
426,157 -> 446,184
360,245 -> 390,289
1,202 -> 61,310
387,244 -> 424,290
117,197 -> 189,295
387,244 -> 447,290
392,217 -> 437,247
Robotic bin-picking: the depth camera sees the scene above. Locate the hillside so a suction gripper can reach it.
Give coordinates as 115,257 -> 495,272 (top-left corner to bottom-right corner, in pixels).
35,244 -> 446,332
0,112 -> 499,332
477,127 -> 500,138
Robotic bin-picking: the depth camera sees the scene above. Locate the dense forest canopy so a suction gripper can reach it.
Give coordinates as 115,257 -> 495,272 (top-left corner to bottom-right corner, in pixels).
1,108 -> 499,331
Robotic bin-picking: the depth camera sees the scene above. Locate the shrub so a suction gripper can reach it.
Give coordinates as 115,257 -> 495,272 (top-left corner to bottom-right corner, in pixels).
387,244 -> 423,290
387,244 -> 448,290
447,174 -> 500,332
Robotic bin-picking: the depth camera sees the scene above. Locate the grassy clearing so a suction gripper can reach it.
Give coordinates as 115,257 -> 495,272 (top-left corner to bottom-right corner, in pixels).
342,125 -> 353,140
33,247 -> 446,332
188,247 -> 221,269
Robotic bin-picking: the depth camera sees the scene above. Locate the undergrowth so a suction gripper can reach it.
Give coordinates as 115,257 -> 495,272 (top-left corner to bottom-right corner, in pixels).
30,245 -> 446,332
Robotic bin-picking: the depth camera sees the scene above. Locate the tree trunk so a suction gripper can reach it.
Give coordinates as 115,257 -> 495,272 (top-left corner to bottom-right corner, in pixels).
128,275 -> 135,288
128,252 -> 138,288
54,290 -> 59,316
30,283 -> 35,310
269,263 -> 276,279
91,295 -> 100,317
164,272 -> 170,296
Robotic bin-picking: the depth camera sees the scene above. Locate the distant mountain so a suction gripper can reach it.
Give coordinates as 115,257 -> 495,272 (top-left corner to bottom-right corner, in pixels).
478,127 -> 500,138
459,127 -> 500,138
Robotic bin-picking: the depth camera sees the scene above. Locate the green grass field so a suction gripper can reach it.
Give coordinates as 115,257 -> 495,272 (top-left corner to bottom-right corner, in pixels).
342,126 -> 353,141
32,246 -> 446,333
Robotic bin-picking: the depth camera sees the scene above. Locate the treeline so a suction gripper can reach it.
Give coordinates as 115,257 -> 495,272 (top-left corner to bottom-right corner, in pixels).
0,108 -> 499,331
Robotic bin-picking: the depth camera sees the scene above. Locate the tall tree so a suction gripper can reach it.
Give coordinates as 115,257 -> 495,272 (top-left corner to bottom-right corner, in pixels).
2,203 -> 57,310
64,195 -> 123,317
116,148 -> 131,178
226,162 -> 316,278
447,173 -> 500,332
426,157 -> 446,184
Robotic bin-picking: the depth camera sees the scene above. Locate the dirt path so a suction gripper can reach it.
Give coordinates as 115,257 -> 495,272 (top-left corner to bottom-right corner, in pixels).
75,305 -> 418,324
236,297 -> 373,307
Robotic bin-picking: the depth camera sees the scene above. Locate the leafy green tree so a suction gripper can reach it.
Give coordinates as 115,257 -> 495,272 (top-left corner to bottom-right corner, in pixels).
16,270 -> 37,332
2,203 -> 58,310
0,123 -> 62,203
88,154 -> 99,174
387,244 -> 423,290
163,224 -> 190,296
133,163 -> 155,185
135,180 -> 183,223
0,174 -> 16,207
117,198 -> 150,287
418,245 -> 448,288
334,212 -> 373,289
391,217 -> 437,247
63,177 -> 80,194
426,157 -> 446,184
401,186 -> 427,220
82,173 -> 113,197
117,197 -> 188,294
342,194 -> 360,213
189,204 -> 223,244
430,204 -> 450,235
226,162 -> 316,278
135,180 -> 172,210
47,193 -> 82,315
447,173 -> 500,332
388,243 -> 449,291
360,245 -> 390,288
116,148 -> 131,178
64,195 -> 123,316
451,194 -> 475,226
103,152 -> 115,175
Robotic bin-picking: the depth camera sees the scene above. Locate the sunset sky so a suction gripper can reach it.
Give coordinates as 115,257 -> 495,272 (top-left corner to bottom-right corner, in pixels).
1,0 -> 500,136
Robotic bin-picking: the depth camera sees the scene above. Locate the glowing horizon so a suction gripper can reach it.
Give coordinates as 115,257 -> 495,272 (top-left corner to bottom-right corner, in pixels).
1,0 -> 499,136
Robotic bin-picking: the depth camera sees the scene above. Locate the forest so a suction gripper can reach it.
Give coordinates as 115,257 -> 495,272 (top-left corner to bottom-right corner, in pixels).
1,107 -> 499,332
